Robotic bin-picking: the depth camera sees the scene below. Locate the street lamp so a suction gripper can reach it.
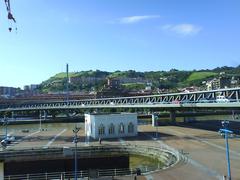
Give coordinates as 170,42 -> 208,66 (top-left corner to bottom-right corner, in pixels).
219,120 -> 233,180
3,115 -> 8,138
73,125 -> 80,180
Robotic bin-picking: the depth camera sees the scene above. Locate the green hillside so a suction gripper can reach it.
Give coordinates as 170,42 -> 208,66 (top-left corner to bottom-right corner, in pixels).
38,66 -> 239,93
186,72 -> 217,82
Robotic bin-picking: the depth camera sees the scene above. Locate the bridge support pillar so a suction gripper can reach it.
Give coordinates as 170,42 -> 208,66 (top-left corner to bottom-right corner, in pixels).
152,113 -> 158,127
11,111 -> 14,120
0,161 -> 4,179
43,110 -> 47,120
170,111 -> 176,123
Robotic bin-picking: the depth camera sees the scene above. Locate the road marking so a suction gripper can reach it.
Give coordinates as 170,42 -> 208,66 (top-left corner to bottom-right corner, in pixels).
142,131 -> 223,179
18,130 -> 41,142
43,129 -> 67,148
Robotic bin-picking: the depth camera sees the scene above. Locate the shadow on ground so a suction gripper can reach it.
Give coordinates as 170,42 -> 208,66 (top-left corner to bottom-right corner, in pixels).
175,120 -> 240,135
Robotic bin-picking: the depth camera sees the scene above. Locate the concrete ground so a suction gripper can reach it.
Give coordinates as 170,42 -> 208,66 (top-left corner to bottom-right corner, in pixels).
2,121 -> 240,180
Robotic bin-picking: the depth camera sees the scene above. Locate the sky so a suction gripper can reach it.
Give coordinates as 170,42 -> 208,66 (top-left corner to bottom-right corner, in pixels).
0,0 -> 240,88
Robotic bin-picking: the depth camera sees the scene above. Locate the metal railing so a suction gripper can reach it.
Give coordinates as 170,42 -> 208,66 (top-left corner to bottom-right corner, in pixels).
4,166 -> 160,180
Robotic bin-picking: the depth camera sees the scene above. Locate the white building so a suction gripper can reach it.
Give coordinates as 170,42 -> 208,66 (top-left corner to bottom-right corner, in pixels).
85,113 -> 138,139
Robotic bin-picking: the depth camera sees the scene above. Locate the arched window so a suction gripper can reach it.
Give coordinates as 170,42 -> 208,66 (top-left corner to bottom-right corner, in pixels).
128,122 -> 134,133
109,123 -> 115,135
98,124 -> 105,135
119,123 -> 125,134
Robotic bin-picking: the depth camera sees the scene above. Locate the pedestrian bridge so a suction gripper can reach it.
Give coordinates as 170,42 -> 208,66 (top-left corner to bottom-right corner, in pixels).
0,88 -> 240,112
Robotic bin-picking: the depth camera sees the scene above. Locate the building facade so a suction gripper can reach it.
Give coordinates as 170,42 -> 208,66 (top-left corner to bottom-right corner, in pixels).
85,113 -> 138,139
206,77 -> 231,90
0,86 -> 18,98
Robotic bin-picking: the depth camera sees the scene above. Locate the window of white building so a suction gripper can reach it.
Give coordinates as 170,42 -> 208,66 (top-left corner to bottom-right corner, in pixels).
119,123 -> 125,134
128,122 -> 134,133
98,124 -> 105,135
109,123 -> 115,135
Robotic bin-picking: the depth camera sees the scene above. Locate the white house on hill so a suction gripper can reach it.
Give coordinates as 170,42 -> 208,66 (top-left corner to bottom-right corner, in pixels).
85,113 -> 138,139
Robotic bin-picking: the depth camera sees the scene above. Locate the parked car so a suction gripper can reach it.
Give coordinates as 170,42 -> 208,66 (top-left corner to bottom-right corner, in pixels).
216,96 -> 230,103
1,135 -> 15,147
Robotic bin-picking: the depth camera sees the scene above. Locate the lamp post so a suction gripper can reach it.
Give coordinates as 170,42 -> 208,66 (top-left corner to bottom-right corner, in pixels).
73,126 -> 80,180
3,115 -> 8,138
219,120 -> 233,180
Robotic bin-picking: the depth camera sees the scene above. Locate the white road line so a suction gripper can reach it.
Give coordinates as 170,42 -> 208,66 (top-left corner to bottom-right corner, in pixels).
43,129 -> 67,148
18,130 -> 41,142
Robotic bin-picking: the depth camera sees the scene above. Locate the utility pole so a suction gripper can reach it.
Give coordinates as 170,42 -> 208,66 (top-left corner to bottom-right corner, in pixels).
73,125 -> 80,180
219,120 -> 233,180
4,115 -> 8,138
66,63 -> 69,103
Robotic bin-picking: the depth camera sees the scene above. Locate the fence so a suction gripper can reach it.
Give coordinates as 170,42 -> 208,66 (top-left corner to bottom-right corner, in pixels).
4,166 -> 159,180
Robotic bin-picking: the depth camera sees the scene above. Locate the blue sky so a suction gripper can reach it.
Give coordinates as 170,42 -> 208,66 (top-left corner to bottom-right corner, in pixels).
0,0 -> 240,88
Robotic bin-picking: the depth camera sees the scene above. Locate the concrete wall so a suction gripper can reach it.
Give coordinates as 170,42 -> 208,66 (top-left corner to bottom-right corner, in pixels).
85,113 -> 138,139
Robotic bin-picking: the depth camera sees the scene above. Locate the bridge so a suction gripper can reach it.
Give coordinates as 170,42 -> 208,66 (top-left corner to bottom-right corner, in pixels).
0,88 -> 240,112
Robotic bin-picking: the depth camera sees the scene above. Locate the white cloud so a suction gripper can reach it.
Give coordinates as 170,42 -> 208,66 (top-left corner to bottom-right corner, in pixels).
117,15 -> 160,24
162,24 -> 202,36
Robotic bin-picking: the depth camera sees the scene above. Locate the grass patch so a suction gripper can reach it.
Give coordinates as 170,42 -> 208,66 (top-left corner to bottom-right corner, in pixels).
186,72 -> 217,82
122,83 -> 145,90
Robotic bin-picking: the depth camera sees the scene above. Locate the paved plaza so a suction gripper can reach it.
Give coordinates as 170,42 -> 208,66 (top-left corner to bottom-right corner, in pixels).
1,122 -> 240,180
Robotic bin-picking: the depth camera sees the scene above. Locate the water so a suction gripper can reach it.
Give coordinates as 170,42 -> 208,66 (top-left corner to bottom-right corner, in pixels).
0,122 -> 83,137
1,114 -> 237,136
139,114 -> 236,124
129,154 -> 164,170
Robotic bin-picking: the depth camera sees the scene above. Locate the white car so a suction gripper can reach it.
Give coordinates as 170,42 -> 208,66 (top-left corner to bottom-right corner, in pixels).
1,135 -> 15,146
216,96 -> 230,103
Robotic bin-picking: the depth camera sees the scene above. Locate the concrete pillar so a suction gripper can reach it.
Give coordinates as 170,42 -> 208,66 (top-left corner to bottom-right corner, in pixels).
11,111 -> 14,120
0,161 -> 4,180
152,113 -> 157,127
43,110 -> 47,120
170,111 -> 176,123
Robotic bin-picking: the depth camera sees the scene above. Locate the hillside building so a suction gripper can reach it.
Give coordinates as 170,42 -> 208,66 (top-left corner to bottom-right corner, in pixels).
206,77 -> 231,90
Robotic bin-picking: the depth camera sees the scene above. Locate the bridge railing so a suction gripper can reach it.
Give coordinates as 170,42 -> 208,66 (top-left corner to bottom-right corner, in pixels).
0,87 -> 239,111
